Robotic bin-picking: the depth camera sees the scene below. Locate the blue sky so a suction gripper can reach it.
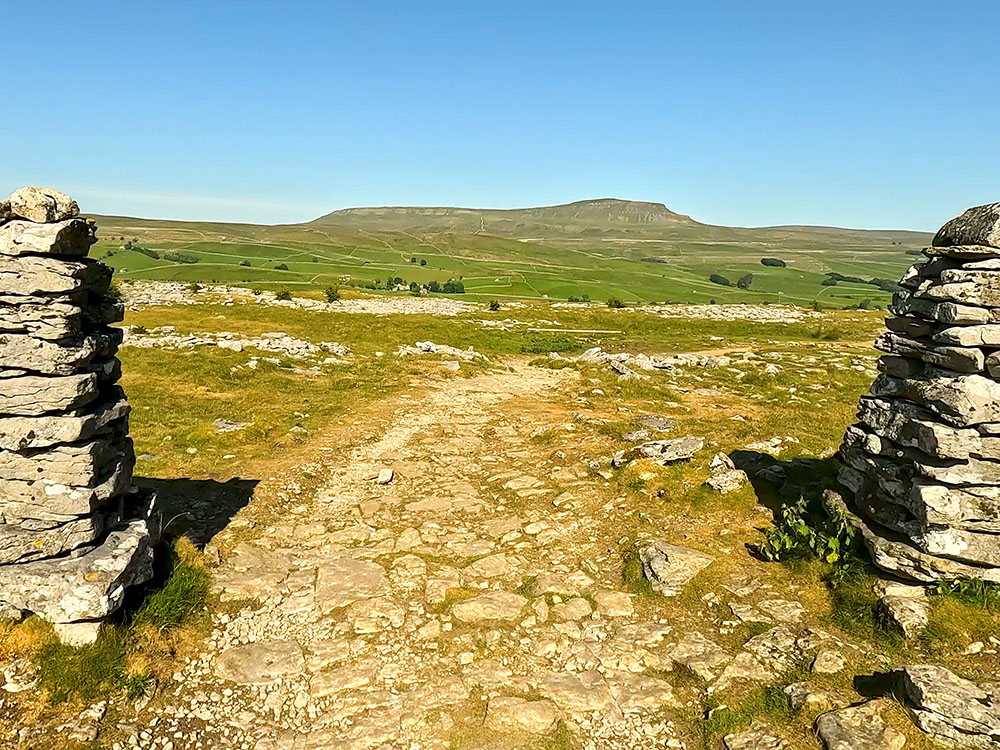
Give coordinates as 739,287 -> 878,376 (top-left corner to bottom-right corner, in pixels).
0,1 -> 995,230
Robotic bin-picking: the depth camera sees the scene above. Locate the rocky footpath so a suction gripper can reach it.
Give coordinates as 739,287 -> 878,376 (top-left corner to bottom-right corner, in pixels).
833,202 -> 1000,584
0,187 -> 154,644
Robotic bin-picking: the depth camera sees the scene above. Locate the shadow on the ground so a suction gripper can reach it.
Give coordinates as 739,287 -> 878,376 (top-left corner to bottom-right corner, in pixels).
730,450 -> 841,519
854,671 -> 905,701
135,476 -> 259,546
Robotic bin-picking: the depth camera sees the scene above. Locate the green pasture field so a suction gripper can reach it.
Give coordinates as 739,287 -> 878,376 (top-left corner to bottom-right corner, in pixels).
92,207 -> 928,308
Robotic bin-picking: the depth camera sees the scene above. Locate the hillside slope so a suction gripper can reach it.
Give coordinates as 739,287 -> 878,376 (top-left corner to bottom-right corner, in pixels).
91,198 -> 932,307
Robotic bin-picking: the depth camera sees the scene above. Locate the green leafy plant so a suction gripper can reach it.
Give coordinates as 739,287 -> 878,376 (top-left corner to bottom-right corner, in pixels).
275,290 -> 292,301
761,496 -> 857,564
324,286 -> 340,303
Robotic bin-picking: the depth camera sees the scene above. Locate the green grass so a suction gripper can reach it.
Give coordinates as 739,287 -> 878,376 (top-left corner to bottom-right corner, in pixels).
92,200 -> 928,306
824,565 -> 904,650
702,685 -> 791,745
34,545 -> 210,704
920,579 -> 1000,653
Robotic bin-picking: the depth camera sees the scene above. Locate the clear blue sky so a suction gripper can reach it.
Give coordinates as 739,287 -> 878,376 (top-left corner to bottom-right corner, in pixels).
0,1 -> 995,230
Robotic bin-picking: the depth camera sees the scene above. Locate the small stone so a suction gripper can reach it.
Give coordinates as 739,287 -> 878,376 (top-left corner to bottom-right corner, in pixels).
815,700 -> 905,750
811,648 -> 846,674
638,540 -> 714,596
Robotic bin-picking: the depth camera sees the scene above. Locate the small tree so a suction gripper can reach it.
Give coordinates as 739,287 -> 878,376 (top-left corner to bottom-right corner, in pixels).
324,286 -> 340,303
488,299 -> 501,311
420,259 -> 427,266
737,273 -> 753,290
409,281 -> 420,294
274,263 -> 289,271
427,280 -> 441,293
276,290 -> 292,301
410,257 -> 417,263
607,298 -> 626,309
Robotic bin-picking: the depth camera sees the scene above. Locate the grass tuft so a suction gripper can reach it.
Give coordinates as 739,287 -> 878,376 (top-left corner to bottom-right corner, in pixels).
32,539 -> 211,703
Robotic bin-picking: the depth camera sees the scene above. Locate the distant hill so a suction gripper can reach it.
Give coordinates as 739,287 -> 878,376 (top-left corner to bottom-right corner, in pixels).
310,198 -> 699,237
90,197 -> 933,308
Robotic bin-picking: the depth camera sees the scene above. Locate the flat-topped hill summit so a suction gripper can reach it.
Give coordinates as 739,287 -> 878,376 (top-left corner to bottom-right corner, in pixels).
310,198 -> 699,236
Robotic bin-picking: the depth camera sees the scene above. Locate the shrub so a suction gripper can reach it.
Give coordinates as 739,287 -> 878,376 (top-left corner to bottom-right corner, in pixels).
238,260 -> 251,267
488,299 -> 501,311
709,274 -> 731,287
606,298 -> 626,309
760,257 -> 787,267
188,282 -> 201,293
410,257 -> 417,263
324,286 -> 340,303
275,291 -> 292,301
274,263 -> 289,271
821,278 -> 838,286
761,495 -> 858,564
736,273 -> 753,289
164,252 -> 199,264
132,324 -> 148,335
420,259 -> 427,266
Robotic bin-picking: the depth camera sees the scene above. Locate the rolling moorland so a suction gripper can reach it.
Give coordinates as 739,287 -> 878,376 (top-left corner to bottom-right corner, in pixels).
91,199 -> 931,308
7,193 -> 993,750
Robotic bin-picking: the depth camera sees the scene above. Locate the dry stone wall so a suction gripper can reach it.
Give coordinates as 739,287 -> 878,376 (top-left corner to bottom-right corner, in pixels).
0,187 -> 155,642
832,202 -> 1000,582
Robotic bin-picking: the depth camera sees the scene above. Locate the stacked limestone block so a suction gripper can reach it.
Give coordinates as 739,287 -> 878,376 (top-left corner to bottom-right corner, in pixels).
0,187 -> 155,641
831,202 -> 1000,583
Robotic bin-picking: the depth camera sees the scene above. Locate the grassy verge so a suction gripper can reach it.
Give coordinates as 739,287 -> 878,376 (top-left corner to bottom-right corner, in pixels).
2,539 -> 210,704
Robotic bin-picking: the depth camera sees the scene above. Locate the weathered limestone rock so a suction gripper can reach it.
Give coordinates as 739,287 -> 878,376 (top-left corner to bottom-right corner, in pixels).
452,590 -> 527,622
875,581 -> 930,639
638,539 -> 714,596
484,696 -> 559,734
0,390 -> 129,450
0,372 -> 100,415
612,436 -> 704,468
215,641 -> 305,685
934,204 -> 1000,249
871,370 -> 1000,427
0,189 -> 153,642
723,721 -> 788,750
0,519 -> 154,622
875,332 -> 984,373
901,665 -> 1000,748
704,452 -> 749,493
0,255 -> 109,297
891,291 -> 993,325
8,187 -> 80,224
0,219 -> 96,257
815,700 -> 906,750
